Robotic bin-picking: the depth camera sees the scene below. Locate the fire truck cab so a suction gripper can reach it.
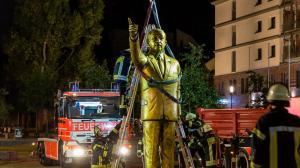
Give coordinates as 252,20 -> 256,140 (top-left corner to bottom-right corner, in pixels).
37,87 -> 121,167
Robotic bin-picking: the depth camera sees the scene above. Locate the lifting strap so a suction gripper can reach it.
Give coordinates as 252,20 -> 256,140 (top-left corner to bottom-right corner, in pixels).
148,77 -> 182,104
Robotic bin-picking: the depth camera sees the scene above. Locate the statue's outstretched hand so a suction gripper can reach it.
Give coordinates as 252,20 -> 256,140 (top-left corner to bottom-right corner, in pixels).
128,18 -> 138,39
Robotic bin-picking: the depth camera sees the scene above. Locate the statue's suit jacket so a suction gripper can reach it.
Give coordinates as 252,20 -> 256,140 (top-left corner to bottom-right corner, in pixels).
130,37 -> 181,121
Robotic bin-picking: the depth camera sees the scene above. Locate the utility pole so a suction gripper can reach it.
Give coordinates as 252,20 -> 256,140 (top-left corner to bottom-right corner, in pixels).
288,38 -> 291,91
268,43 -> 270,88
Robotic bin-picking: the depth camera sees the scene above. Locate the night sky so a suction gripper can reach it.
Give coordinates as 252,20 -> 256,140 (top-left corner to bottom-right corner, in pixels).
98,0 -> 215,61
0,0 -> 214,66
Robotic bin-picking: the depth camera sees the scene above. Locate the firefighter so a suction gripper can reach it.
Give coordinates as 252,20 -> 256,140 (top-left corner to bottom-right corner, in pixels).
113,49 -> 131,116
91,125 -> 109,168
251,84 -> 300,168
128,18 -> 181,168
102,122 -> 122,166
185,112 -> 218,168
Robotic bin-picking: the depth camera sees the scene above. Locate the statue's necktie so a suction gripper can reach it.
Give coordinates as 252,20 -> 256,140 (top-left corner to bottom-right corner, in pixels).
158,56 -> 165,76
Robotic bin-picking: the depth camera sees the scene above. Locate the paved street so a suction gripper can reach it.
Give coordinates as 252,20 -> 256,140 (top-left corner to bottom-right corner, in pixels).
0,137 -> 143,168
0,158 -> 59,168
0,155 -> 89,168
0,138 -> 59,168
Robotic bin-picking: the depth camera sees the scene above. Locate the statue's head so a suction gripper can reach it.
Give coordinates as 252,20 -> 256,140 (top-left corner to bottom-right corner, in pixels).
146,29 -> 167,54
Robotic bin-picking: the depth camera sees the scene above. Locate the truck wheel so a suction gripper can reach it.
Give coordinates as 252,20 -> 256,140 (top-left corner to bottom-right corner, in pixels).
194,151 -> 205,168
60,155 -> 72,168
222,149 -> 232,168
38,142 -> 52,166
40,152 -> 52,166
59,143 -> 72,168
237,148 -> 249,168
59,152 -> 72,168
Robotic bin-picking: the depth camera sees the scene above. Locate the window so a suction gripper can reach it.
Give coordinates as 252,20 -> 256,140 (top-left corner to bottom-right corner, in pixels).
232,0 -> 236,20
241,78 -> 245,94
233,79 -> 237,95
219,81 -> 225,96
257,48 -> 262,60
229,79 -> 237,95
240,78 -> 249,94
245,78 -> 249,93
255,0 -> 262,6
269,17 -> 276,29
232,51 -> 236,72
297,71 -> 300,88
270,74 -> 275,85
232,26 -> 236,46
281,72 -> 288,86
270,45 -> 276,58
221,81 -> 225,96
256,21 -> 262,33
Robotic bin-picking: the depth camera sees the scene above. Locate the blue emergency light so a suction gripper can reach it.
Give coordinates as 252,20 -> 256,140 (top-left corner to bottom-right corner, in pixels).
70,82 -> 79,92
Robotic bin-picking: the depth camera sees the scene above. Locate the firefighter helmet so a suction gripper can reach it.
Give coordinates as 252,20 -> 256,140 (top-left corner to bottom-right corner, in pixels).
94,125 -> 103,137
202,124 -> 213,133
267,84 -> 290,102
185,113 -> 196,121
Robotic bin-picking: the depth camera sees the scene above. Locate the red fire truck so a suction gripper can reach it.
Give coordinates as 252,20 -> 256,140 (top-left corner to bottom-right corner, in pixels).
37,87 -> 121,167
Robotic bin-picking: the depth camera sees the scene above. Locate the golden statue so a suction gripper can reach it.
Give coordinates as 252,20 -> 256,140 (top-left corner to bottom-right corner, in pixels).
128,18 -> 181,168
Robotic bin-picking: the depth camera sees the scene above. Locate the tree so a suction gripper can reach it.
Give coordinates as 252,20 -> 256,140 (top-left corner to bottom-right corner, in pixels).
247,71 -> 265,93
2,0 -> 105,129
180,43 -> 219,114
81,60 -> 112,89
0,89 -> 12,126
247,71 -> 267,108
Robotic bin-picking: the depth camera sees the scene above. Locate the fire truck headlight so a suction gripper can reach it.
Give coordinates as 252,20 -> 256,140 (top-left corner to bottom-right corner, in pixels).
72,148 -> 85,156
105,124 -> 114,129
119,146 -> 130,156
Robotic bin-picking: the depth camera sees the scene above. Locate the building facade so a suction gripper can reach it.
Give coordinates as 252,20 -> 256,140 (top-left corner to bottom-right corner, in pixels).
212,0 -> 300,108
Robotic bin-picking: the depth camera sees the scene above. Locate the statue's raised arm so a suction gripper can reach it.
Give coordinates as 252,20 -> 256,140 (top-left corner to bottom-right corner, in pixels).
128,18 -> 147,69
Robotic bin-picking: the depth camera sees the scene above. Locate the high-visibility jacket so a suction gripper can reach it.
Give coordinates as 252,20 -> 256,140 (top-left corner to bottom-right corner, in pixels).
91,138 -> 107,168
187,119 -> 217,168
91,123 -> 122,168
251,106 -> 300,168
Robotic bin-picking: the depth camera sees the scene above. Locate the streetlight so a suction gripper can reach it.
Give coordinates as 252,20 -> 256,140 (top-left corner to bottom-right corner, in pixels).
229,86 -> 234,109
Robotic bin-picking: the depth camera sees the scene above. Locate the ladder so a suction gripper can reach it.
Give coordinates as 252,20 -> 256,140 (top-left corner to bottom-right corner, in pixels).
112,69 -> 140,168
176,120 -> 196,168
